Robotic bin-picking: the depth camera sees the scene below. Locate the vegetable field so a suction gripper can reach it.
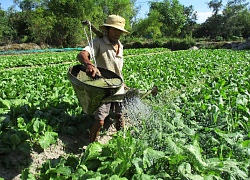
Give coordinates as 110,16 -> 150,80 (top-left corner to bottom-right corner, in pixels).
0,48 -> 250,179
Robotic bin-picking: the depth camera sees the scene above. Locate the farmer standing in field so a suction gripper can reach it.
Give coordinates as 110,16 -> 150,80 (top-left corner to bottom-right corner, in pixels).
77,14 -> 129,143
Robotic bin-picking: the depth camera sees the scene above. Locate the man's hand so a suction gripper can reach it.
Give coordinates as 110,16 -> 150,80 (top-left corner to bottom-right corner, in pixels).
85,64 -> 101,78
124,84 -> 130,90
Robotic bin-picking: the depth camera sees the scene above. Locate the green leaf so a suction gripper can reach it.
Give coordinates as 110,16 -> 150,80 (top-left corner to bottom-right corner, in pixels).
21,168 -> 36,180
0,99 -> 11,109
143,148 -> 165,169
10,134 -> 21,146
164,137 -> 182,154
236,95 -> 248,106
184,143 -> 208,171
109,175 -> 127,180
56,166 -> 71,176
131,173 -> 154,180
38,131 -> 58,149
132,158 -> 143,174
33,118 -> 46,133
17,117 -> 27,130
82,143 -> 103,163
241,140 -> 250,148
178,162 -> 192,175
0,114 -> 10,129
17,141 -> 31,156
178,162 -> 204,180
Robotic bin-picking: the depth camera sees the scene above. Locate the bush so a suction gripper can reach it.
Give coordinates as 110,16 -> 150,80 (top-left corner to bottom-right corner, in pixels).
124,37 -> 196,50
163,37 -> 196,50
229,36 -> 244,41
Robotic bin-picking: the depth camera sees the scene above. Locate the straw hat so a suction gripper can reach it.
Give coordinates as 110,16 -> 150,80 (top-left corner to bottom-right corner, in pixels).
99,15 -> 129,34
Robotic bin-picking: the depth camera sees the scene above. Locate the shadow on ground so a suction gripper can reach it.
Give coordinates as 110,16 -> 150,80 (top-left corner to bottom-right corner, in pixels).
0,101 -> 99,180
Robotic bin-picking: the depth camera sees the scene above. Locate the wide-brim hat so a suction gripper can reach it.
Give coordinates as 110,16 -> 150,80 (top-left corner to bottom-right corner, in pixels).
99,15 -> 129,34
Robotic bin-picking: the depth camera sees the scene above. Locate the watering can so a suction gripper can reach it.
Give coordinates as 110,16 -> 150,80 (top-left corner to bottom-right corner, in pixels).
68,64 -> 123,114
68,65 -> 158,115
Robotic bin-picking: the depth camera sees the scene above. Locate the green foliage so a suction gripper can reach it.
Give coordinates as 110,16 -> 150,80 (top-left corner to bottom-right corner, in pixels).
1,49 -> 250,179
22,132 -> 168,179
207,0 -> 223,15
195,0 -> 250,40
149,0 -> 186,37
132,10 -> 162,38
181,5 -> 198,37
1,0 -> 250,45
124,37 -> 195,50
236,8 -> 250,38
28,8 -> 56,45
0,9 -> 15,44
164,37 -> 196,50
1,0 -> 136,47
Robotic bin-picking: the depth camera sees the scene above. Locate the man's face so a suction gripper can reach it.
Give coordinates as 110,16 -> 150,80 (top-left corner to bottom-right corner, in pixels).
108,27 -> 123,44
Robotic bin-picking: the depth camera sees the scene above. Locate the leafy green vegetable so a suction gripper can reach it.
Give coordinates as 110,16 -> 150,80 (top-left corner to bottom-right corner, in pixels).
0,49 -> 249,179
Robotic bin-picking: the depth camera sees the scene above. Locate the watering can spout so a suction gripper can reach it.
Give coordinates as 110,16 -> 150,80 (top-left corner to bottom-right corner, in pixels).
102,86 -> 158,103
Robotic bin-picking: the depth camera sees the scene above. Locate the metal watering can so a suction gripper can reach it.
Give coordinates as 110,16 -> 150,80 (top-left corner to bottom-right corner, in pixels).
68,65 -> 158,115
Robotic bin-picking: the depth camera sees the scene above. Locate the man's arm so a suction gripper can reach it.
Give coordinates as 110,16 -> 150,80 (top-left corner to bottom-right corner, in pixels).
77,50 -> 92,66
77,50 -> 100,78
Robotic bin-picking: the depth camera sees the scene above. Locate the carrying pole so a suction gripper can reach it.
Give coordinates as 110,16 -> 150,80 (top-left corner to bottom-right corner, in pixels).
82,20 -> 103,38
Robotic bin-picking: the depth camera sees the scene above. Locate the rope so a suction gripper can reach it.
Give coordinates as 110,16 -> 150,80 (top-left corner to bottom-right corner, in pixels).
83,22 -> 97,68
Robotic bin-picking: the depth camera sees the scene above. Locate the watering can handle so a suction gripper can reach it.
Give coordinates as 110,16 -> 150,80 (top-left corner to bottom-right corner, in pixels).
82,20 -> 103,38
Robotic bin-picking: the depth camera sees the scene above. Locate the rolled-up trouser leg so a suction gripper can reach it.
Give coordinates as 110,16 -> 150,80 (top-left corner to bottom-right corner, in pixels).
90,103 -> 111,143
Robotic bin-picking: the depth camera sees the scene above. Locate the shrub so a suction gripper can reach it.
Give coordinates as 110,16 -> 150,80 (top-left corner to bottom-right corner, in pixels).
163,37 -> 196,50
124,37 -> 195,50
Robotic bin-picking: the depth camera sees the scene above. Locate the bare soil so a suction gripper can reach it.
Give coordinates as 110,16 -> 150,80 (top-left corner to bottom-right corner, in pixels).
0,120 -> 117,180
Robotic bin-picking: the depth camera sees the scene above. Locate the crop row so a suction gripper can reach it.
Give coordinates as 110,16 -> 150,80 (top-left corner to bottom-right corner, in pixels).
0,49 -> 250,179
0,48 -> 168,70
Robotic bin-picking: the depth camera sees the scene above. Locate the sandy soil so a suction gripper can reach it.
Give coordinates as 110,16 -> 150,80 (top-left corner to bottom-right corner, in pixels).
0,122 -> 117,180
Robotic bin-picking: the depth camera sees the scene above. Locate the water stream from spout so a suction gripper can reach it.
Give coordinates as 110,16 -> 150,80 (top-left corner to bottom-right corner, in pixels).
123,96 -> 164,150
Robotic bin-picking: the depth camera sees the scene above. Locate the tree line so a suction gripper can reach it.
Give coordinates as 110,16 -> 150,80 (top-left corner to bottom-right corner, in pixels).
0,0 -> 249,48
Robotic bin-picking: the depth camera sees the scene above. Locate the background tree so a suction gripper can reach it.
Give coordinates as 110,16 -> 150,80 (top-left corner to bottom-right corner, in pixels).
44,0 -> 136,47
222,0 -> 249,39
13,0 -> 46,11
45,0 -> 101,47
9,0 -> 46,43
203,0 -> 224,40
8,11 -> 32,43
237,8 -> 250,38
4,0 -> 136,47
194,0 -> 249,40
207,0 -> 223,15
28,8 -> 55,45
149,0 -> 186,37
132,10 -> 162,38
0,8 -> 15,44
1,0 -> 250,47
99,0 -> 137,31
181,5 -> 197,37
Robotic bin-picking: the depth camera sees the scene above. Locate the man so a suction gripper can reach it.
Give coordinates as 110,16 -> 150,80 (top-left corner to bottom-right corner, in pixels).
77,15 -> 129,143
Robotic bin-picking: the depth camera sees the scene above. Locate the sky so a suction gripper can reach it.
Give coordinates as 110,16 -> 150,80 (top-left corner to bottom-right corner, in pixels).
0,0 -> 228,24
